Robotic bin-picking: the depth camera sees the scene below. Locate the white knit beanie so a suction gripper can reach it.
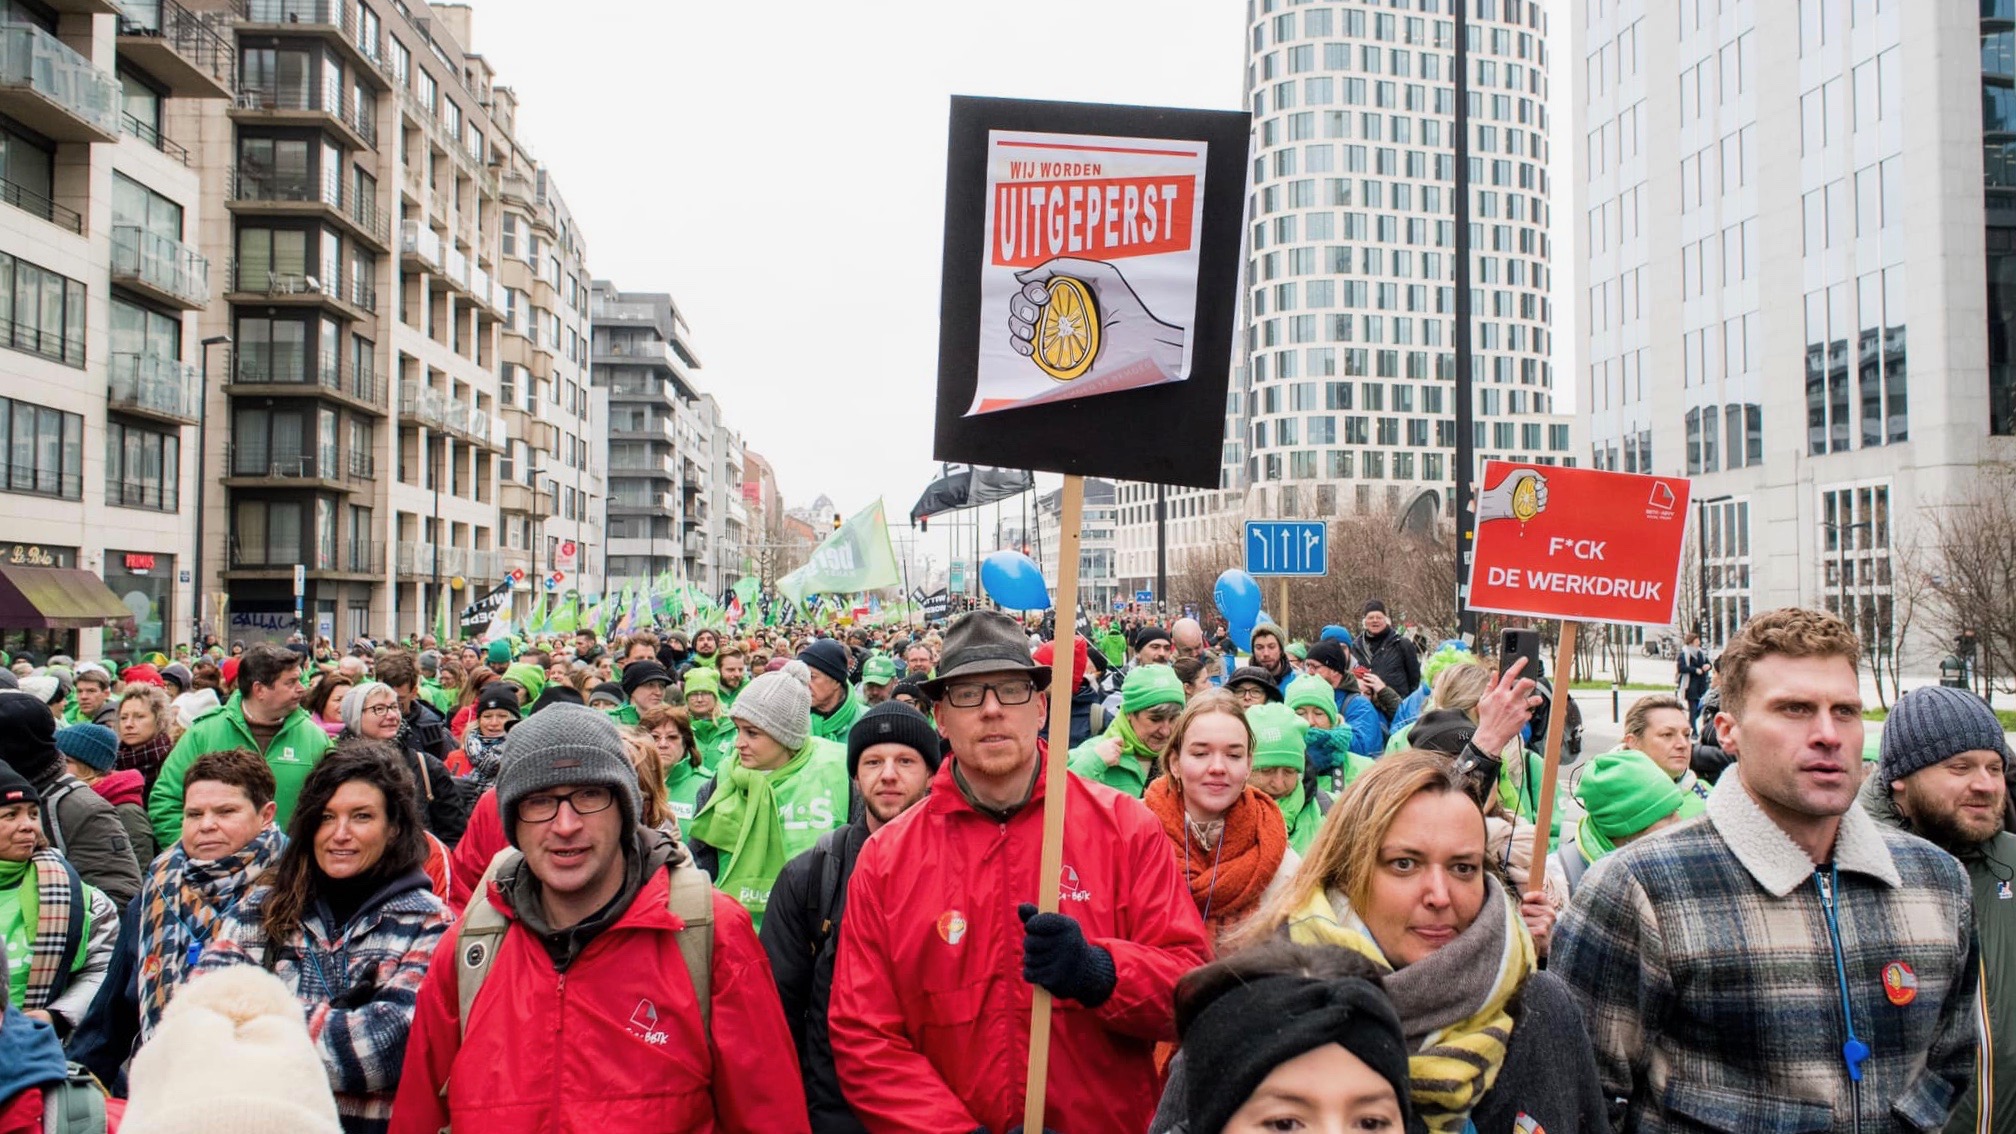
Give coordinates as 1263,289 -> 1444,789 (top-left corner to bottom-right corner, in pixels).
729,659 -> 814,751
122,966 -> 343,1134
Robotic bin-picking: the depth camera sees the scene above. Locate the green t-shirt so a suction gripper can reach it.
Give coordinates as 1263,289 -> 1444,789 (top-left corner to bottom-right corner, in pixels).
0,858 -> 94,1013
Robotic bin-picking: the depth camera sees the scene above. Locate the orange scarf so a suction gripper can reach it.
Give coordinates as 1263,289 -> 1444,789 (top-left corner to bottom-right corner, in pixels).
1143,778 -> 1288,938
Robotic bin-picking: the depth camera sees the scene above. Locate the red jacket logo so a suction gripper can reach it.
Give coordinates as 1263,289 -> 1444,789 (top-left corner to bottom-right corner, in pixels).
1059,864 -> 1091,903
628,998 -> 669,1045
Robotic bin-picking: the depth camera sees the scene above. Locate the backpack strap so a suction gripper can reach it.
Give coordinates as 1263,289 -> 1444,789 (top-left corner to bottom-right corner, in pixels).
665,860 -> 714,1035
43,1063 -> 108,1134
40,780 -> 80,855
452,847 -> 520,1043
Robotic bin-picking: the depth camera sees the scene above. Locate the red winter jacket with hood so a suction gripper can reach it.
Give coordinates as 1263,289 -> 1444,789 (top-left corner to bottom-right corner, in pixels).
829,754 -> 1213,1134
390,829 -> 809,1134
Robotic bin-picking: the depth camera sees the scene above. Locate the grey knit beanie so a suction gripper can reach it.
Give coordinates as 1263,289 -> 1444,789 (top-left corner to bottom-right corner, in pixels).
1879,685 -> 2010,790
729,660 -> 814,751
495,703 -> 640,844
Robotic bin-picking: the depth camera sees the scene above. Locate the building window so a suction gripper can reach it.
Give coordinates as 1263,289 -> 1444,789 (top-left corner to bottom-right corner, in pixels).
0,252 -> 85,367
0,396 -> 82,499
105,421 -> 180,511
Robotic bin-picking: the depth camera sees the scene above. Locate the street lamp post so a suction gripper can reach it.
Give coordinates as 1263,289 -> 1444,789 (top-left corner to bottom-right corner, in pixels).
193,334 -> 231,644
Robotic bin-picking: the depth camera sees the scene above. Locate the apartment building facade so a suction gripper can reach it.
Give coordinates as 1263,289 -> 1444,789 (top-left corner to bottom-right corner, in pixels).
0,0 -> 230,660
181,0 -> 594,643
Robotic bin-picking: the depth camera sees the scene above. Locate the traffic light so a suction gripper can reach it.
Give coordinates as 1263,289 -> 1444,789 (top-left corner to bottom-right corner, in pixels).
832,512 -> 842,530
918,515 -> 929,533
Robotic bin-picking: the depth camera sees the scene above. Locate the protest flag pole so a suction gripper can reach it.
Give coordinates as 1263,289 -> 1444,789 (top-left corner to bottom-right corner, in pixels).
1024,472 -> 1085,1131
1525,619 -> 1579,897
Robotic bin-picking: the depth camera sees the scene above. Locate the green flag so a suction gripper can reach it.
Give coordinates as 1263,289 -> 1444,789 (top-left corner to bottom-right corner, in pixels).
778,500 -> 902,606
733,575 -> 760,605
526,590 -> 548,635
434,585 -> 452,645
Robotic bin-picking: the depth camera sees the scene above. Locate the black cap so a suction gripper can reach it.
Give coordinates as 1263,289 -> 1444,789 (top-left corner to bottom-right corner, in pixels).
1362,599 -> 1388,615
0,761 -> 34,808
1225,666 -> 1285,702
1408,709 -> 1477,756
0,690 -> 59,781
589,681 -> 627,708
847,700 -> 945,779
1132,625 -> 1172,651
619,660 -> 671,696
799,639 -> 853,686
475,682 -> 521,720
1305,640 -> 1353,674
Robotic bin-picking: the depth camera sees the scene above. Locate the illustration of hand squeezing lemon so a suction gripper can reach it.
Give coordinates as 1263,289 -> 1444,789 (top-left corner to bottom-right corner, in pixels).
1477,469 -> 1549,525
1008,257 -> 1186,384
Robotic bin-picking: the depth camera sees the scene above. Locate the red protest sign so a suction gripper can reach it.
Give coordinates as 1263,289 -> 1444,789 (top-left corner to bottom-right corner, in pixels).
1467,461 -> 1692,627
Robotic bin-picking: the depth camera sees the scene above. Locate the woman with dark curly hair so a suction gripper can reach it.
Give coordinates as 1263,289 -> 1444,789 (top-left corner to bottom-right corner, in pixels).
195,741 -> 452,1134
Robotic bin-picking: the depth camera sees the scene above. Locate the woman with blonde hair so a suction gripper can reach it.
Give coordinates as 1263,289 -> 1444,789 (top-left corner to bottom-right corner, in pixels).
114,683 -> 177,792
1154,750 -> 1606,1134
1142,690 -> 1299,942
617,725 -> 678,838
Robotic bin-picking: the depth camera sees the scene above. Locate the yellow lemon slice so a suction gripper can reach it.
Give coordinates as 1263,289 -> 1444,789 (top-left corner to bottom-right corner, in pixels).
1032,276 -> 1100,381
1510,474 -> 1540,522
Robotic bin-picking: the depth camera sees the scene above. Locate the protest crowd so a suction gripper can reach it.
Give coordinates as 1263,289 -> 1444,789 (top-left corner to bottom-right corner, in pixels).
0,599 -> 2007,1134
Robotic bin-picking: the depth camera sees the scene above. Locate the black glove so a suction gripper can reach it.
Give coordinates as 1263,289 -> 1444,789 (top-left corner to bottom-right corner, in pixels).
1018,902 -> 1116,1008
328,964 -> 381,1010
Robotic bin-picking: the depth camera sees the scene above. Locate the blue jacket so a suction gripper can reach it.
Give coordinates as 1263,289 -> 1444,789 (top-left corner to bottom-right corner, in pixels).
1391,684 -> 1430,733
1336,689 -> 1388,757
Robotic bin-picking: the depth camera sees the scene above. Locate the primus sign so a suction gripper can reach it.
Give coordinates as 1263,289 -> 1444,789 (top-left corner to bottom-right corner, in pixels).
1466,462 -> 1692,627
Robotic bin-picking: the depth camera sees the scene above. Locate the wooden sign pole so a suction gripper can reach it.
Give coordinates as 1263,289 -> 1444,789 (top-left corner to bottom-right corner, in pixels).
1023,473 -> 1084,1131
1280,576 -> 1290,640
1525,619 -> 1579,897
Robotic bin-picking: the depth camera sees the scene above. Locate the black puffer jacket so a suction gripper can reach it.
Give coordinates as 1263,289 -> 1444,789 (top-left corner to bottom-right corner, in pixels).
758,823 -> 871,1134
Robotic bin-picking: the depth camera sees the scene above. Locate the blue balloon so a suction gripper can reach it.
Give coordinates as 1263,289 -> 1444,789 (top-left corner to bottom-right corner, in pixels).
1229,623 -> 1254,653
1213,568 -> 1262,631
981,549 -> 1052,611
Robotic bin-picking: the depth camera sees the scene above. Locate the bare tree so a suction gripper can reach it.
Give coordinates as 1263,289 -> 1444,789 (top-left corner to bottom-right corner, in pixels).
1924,463 -> 2016,706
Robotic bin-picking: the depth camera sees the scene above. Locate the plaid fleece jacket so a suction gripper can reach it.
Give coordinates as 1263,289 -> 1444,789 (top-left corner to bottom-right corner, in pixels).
196,870 -> 450,1134
1553,773 -> 1978,1134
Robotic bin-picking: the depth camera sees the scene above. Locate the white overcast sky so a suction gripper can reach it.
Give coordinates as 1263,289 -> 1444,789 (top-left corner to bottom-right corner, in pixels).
462,0 -> 1576,577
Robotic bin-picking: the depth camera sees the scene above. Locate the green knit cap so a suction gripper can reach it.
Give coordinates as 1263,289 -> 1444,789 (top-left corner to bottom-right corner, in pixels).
485,639 -> 512,665
1573,748 -> 1703,847
683,667 -> 721,696
1284,674 -> 1337,726
1248,702 -> 1309,771
502,662 -> 547,707
1119,665 -> 1186,714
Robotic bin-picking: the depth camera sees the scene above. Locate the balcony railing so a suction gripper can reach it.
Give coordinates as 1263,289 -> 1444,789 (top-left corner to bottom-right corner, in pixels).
227,165 -> 388,244
107,351 -> 200,421
234,83 -> 374,145
399,379 -> 447,429
120,112 -> 189,162
226,260 -> 375,313
226,442 -> 337,480
399,218 -> 440,267
345,450 -> 374,480
0,170 -> 78,235
244,0 -> 355,37
231,349 -> 385,408
344,540 -> 382,574
110,225 -> 210,307
0,23 -> 122,140
105,477 -> 178,512
114,0 -> 235,92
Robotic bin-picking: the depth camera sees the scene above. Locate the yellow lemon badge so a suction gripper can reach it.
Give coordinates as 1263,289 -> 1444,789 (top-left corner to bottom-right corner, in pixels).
1032,276 -> 1100,381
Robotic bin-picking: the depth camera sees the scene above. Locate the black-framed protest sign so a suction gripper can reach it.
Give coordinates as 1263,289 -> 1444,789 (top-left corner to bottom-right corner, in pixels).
932,95 -> 1249,490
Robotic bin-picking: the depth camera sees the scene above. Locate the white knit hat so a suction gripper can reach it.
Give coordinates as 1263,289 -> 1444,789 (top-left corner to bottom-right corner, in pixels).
122,966 -> 343,1134
729,659 -> 814,751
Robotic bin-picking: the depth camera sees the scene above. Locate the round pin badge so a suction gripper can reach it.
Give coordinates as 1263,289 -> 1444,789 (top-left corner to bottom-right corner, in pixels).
936,909 -> 968,946
1882,960 -> 1918,1006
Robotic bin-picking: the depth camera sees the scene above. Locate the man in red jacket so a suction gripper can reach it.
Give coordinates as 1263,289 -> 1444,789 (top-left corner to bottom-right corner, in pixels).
829,611 -> 1212,1134
391,704 -> 809,1134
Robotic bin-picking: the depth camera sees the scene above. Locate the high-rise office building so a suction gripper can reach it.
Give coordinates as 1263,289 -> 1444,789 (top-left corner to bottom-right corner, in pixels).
1115,0 -> 1574,606
1576,0 -> 1998,648
0,0 -> 231,660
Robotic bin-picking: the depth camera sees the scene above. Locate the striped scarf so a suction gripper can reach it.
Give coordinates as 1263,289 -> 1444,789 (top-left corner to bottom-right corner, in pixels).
116,731 -> 174,791
135,824 -> 286,1038
5,849 -> 78,1012
1284,875 -> 1534,1133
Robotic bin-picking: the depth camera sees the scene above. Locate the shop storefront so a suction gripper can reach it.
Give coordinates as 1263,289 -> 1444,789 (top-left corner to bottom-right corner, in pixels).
0,543 -> 132,661
102,550 -> 175,662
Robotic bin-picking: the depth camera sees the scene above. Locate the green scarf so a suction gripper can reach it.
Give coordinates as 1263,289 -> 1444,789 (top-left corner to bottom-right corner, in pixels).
1275,783 -> 1324,855
687,744 -> 817,929
1574,814 -> 1616,862
1110,712 -> 1162,766
810,687 -> 863,744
